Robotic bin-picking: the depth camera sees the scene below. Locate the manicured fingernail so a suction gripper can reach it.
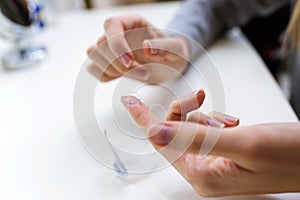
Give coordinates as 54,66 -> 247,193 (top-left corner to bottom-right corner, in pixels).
224,115 -> 238,123
148,124 -> 173,145
145,40 -> 159,55
184,89 -> 203,99
120,53 -> 133,68
206,118 -> 224,127
128,68 -> 149,80
120,95 -> 140,106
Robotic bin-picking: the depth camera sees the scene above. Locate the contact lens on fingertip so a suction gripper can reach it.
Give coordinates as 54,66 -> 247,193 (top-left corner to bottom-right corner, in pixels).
121,92 -> 142,105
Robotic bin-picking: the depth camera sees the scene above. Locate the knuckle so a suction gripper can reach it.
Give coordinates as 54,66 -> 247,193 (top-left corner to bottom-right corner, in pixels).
208,111 -> 218,118
97,35 -> 106,45
187,112 -> 201,122
207,111 -> 214,117
100,74 -> 116,82
193,186 -> 219,198
186,115 -> 194,122
104,16 -> 118,30
190,170 -> 220,197
113,63 -> 127,74
184,160 -> 222,197
99,76 -> 109,82
169,100 -> 179,110
193,185 -> 212,198
110,39 -> 123,53
95,43 -> 105,54
180,156 -> 221,198
102,67 -> 119,78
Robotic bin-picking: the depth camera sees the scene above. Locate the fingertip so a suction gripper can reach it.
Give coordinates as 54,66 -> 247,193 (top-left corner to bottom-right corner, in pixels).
182,89 -> 205,108
143,39 -> 159,55
142,39 -> 150,48
120,95 -> 152,127
120,95 -> 141,108
119,53 -> 134,68
142,40 -> 152,57
166,89 -> 206,121
224,115 -> 240,127
196,89 -> 205,97
235,118 -> 240,125
195,89 -> 205,105
184,89 -> 204,99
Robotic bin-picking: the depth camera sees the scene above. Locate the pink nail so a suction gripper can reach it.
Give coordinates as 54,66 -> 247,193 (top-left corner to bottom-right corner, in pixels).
151,47 -> 159,55
145,40 -> 159,55
148,124 -> 173,145
184,89 -> 202,98
206,118 -> 224,127
128,68 -> 149,80
224,115 -> 238,123
120,53 -> 133,68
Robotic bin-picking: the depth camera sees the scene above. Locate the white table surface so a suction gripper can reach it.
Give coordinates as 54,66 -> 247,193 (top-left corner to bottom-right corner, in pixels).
0,2 -> 299,200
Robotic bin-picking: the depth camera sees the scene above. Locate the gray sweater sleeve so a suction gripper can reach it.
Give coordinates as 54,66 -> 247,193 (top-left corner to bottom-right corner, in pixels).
167,0 -> 289,60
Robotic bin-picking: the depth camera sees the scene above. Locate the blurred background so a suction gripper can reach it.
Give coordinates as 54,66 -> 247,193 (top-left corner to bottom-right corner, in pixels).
75,0 -> 295,117
54,0 -> 176,10
0,0 -> 297,117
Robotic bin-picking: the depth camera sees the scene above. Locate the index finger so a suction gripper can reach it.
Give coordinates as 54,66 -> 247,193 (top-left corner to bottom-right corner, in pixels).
120,95 -> 160,129
120,95 -> 196,167
104,15 -> 153,68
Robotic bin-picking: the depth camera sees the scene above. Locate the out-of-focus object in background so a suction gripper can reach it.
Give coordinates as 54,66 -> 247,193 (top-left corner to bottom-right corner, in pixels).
0,0 -> 47,70
91,0 -> 156,8
51,0 -> 83,12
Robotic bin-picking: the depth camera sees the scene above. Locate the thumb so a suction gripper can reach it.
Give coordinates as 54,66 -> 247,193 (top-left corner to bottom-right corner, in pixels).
142,37 -> 189,61
147,121 -> 244,160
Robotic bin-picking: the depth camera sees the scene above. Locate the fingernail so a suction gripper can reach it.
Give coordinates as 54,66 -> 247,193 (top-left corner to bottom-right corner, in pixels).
120,95 -> 140,106
206,118 -> 224,127
120,53 -> 133,68
148,124 -> 173,145
128,68 -> 149,80
224,115 -> 238,123
184,89 -> 202,99
145,40 -> 159,55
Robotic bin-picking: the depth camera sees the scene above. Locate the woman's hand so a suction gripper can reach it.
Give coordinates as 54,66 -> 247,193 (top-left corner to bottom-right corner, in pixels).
87,14 -> 189,83
121,90 -> 300,197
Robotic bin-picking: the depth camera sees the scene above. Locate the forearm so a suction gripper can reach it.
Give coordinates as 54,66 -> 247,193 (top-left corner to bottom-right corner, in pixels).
254,122 -> 300,166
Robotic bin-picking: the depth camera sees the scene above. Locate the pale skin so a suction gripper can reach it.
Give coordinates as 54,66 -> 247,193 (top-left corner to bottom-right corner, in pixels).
121,91 -> 300,197
88,14 -> 300,197
87,14 -> 189,83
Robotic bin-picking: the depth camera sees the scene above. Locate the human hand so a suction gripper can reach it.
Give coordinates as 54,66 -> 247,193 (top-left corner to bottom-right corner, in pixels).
87,14 -> 189,83
121,91 -> 300,197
